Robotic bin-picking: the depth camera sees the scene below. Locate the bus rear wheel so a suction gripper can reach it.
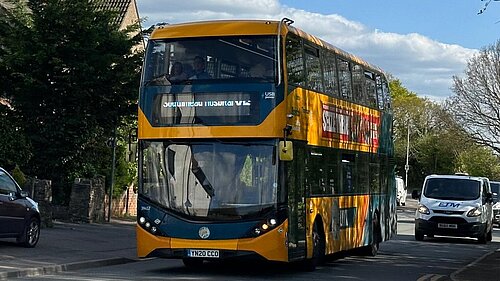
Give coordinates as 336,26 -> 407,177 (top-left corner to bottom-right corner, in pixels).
360,213 -> 380,256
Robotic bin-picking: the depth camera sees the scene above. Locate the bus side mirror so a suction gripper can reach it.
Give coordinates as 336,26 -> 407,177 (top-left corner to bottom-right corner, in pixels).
279,141 -> 293,161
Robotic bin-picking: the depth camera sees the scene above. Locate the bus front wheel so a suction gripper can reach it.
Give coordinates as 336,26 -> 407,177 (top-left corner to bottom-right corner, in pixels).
302,220 -> 325,271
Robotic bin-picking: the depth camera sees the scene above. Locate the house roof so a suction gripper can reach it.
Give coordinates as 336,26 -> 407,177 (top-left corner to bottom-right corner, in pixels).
0,0 -> 12,13
0,0 -> 137,28
94,0 -> 132,27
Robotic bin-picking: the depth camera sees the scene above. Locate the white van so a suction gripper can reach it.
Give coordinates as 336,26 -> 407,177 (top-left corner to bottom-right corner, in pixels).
396,177 -> 406,206
413,174 -> 494,243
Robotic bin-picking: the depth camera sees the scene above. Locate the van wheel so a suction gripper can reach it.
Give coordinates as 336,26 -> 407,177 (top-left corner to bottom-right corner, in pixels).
17,217 -> 40,248
478,230 -> 488,244
415,230 -> 424,241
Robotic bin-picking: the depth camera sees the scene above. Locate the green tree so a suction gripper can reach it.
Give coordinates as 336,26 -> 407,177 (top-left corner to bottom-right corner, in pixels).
456,146 -> 500,179
0,0 -> 143,203
390,79 -> 471,191
0,104 -> 32,169
0,2 -> 33,172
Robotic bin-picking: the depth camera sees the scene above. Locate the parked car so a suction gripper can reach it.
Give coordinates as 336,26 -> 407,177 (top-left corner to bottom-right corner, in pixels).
0,167 -> 41,247
490,181 -> 500,227
396,176 -> 406,206
413,174 -> 494,243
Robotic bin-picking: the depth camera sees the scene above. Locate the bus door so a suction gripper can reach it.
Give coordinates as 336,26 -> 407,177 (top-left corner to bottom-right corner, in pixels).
287,143 -> 306,261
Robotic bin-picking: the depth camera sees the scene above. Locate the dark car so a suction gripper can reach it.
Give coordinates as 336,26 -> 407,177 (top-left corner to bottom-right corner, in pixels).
0,167 -> 40,247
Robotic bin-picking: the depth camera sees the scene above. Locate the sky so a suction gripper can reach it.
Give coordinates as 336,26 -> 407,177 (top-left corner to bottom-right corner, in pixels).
135,0 -> 500,101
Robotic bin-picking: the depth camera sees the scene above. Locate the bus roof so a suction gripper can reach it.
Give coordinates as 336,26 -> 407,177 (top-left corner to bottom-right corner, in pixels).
150,19 -> 386,76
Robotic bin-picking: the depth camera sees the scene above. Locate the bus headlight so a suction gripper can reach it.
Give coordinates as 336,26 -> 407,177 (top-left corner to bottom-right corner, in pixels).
139,217 -> 146,225
250,217 -> 279,237
138,215 -> 164,236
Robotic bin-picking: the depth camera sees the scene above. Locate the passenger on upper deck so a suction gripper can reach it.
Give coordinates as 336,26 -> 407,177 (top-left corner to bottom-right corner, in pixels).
190,56 -> 211,79
148,62 -> 187,85
169,62 -> 188,81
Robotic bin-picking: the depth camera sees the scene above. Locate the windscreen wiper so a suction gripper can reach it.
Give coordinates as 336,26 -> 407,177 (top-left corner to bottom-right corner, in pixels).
190,157 -> 215,197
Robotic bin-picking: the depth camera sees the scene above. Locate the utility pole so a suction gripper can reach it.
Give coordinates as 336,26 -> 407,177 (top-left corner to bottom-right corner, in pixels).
405,121 -> 410,190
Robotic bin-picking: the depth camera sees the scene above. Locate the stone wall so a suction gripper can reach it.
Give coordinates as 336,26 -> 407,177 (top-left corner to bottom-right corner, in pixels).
25,178 -> 53,228
25,176 -> 137,223
68,177 -> 106,223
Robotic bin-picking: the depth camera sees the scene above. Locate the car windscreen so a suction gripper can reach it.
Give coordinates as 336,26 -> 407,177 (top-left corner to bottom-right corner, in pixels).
423,178 -> 480,200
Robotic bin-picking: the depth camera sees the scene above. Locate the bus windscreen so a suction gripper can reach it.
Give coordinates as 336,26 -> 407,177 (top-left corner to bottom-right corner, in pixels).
141,140 -> 278,220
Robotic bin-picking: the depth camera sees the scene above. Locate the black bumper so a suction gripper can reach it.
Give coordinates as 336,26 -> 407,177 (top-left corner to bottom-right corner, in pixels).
415,218 -> 487,238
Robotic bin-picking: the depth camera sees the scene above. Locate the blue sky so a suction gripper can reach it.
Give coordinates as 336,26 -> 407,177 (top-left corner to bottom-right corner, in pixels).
136,0 -> 500,100
281,0 -> 499,50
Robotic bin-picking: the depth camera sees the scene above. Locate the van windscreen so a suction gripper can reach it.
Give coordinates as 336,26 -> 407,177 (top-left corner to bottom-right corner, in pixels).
423,178 -> 480,200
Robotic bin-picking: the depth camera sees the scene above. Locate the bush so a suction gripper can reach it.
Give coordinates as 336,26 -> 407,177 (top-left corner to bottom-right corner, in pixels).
11,165 -> 27,187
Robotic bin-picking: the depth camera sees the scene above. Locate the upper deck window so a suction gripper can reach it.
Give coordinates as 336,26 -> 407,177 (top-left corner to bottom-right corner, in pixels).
338,59 -> 352,100
322,49 -> 338,97
285,34 -> 305,86
352,64 -> 364,103
304,45 -> 323,92
143,36 -> 277,85
364,71 -> 377,108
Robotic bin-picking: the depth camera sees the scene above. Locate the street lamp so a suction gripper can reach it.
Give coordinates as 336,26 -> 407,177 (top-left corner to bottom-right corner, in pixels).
108,125 -> 117,222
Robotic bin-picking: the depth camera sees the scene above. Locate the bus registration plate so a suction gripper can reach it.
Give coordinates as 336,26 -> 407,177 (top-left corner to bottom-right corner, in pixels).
187,249 -> 220,258
438,223 -> 457,229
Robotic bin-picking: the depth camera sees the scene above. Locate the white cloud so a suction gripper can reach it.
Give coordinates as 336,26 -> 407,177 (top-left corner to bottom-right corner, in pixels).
136,0 -> 478,100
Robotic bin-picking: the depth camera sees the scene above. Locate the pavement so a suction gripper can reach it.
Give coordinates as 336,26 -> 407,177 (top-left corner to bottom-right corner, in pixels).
399,199 -> 500,281
0,214 -> 499,280
0,219 -> 137,280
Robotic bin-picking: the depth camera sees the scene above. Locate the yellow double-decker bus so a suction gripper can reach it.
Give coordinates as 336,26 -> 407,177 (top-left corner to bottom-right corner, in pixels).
136,18 -> 396,270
